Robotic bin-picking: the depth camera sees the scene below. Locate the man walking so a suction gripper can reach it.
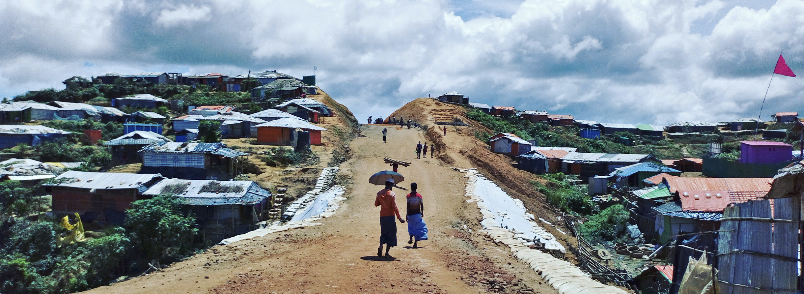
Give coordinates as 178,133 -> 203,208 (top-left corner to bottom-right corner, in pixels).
375,179 -> 404,259
406,182 -> 428,248
416,141 -> 422,159
430,144 -> 435,158
422,142 -> 428,157
368,116 -> 372,124
382,128 -> 387,143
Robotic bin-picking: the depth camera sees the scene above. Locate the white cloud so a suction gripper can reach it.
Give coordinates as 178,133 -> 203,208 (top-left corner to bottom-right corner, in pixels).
0,0 -> 800,126
155,5 -> 212,27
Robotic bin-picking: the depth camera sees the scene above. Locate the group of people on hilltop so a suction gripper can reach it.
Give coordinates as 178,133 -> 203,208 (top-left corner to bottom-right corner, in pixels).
366,116 -> 419,129
374,178 -> 428,259
415,141 -> 434,159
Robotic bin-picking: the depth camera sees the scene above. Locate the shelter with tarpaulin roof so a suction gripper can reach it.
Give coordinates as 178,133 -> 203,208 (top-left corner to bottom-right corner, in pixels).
105,131 -> 172,164
0,125 -> 71,149
139,142 -> 247,180
142,179 -> 271,242
256,117 -> 326,146
46,171 -> 165,224
489,133 -> 531,156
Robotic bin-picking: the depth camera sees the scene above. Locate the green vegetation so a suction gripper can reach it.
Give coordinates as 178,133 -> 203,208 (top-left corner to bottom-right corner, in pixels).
0,193 -> 199,293
198,120 -> 222,143
41,119 -> 124,141
124,195 -> 198,262
261,148 -> 318,167
465,109 -> 635,154
535,173 -> 596,216
578,205 -> 630,243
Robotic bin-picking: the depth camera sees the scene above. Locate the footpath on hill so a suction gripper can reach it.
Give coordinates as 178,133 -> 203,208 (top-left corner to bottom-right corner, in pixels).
85,124 -> 559,294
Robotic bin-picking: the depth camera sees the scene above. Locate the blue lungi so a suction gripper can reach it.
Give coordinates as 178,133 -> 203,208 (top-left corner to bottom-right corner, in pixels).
379,215 -> 397,247
407,213 -> 428,241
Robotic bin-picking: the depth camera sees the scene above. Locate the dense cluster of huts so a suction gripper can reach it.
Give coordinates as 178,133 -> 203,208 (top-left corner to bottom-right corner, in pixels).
0,71 -> 334,242
468,99 -> 803,291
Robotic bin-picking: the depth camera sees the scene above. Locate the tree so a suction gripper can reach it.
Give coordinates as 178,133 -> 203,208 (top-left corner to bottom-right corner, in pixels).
198,120 -> 222,143
63,76 -> 92,90
241,78 -> 262,93
124,195 -> 197,261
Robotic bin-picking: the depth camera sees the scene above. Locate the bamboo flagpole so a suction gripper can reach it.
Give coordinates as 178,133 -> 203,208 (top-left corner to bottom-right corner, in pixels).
756,53 -> 796,134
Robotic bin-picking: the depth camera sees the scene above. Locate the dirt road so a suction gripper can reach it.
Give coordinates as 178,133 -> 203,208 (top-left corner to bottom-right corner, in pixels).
86,125 -> 557,294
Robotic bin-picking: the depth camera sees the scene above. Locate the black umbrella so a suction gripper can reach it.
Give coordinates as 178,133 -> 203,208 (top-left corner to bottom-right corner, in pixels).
368,170 -> 405,185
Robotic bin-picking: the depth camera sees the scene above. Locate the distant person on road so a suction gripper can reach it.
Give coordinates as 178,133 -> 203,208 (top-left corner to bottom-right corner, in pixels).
416,141 -> 422,159
443,126 -> 447,136
382,128 -> 388,143
375,178 -> 404,259
422,142 -> 428,157
430,144 -> 435,158
406,182 -> 428,248
408,119 -> 412,129
368,116 -> 372,124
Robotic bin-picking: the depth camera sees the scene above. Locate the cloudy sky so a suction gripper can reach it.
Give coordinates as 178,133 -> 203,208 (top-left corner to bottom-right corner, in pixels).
1,0 -> 803,125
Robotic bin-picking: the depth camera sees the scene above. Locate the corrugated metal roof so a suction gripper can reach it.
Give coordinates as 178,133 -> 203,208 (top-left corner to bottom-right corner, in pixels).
0,158 -> 61,176
636,124 -> 665,131
653,202 -> 682,214
533,149 -> 570,159
142,179 -> 270,206
661,175 -> 772,212
118,94 -> 168,102
522,110 -> 548,115
0,101 -> 60,111
489,133 -> 531,145
664,211 -> 723,221
774,112 -> 798,117
51,102 -> 99,114
598,122 -> 637,129
93,106 -> 126,116
251,109 -> 298,119
492,106 -> 516,110
517,152 -> 546,159
134,111 -> 166,119
47,171 -> 163,192
638,185 -> 672,199
532,146 -> 577,152
563,152 -> 649,163
609,162 -> 680,178
275,98 -> 327,108
644,173 -> 675,185
468,102 -> 490,109
741,141 -> 792,147
0,125 -> 70,135
668,121 -> 718,127
548,114 -> 573,120
140,142 -> 247,157
105,131 -> 171,146
256,117 -> 326,131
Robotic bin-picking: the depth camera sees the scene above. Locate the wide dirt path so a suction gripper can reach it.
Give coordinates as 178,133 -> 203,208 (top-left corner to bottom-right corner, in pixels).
86,125 -> 557,294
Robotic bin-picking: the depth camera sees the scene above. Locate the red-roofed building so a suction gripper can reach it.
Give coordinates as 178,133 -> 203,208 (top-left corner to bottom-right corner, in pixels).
740,141 -> 793,164
534,149 -> 570,173
491,106 -> 515,116
547,114 -> 574,126
661,176 -> 772,212
772,111 -> 798,123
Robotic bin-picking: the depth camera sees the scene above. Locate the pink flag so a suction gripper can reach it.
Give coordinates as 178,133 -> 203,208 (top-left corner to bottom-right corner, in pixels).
774,54 -> 796,77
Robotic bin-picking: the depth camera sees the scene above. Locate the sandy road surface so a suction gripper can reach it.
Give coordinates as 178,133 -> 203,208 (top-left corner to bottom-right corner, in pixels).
85,125 -> 557,294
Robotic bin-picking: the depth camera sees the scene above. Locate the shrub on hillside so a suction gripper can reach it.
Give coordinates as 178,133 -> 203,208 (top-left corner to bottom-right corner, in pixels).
124,195 -> 197,262
578,204 -> 630,243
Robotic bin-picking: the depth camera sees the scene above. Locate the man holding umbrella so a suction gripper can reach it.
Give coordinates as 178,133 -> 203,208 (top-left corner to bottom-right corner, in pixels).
375,178 -> 405,259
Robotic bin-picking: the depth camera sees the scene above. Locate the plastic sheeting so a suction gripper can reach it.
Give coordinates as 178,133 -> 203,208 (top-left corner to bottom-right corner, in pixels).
464,169 -> 627,294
